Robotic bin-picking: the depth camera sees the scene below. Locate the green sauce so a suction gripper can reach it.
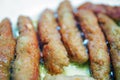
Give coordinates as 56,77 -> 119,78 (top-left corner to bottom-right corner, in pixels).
115,21 -> 120,26
40,62 -> 90,80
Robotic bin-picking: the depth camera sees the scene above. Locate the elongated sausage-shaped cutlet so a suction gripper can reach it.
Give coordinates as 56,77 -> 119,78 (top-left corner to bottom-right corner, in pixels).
78,2 -> 120,21
13,16 -> 40,80
98,13 -> 120,80
58,0 -> 88,63
38,9 -> 69,74
0,19 -> 16,80
77,10 -> 110,80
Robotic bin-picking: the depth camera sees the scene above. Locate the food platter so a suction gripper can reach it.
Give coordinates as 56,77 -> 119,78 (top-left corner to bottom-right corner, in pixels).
0,0 -> 120,80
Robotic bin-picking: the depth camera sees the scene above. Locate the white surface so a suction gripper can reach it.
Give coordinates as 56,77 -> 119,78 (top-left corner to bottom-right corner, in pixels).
0,0 -> 119,23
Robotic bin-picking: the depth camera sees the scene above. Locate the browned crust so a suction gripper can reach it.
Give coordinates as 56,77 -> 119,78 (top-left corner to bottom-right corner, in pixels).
0,19 -> 16,80
97,13 -> 120,80
13,16 -> 40,80
58,0 -> 88,63
38,10 -> 61,43
38,9 -> 69,74
78,2 -> 120,21
76,10 -> 110,80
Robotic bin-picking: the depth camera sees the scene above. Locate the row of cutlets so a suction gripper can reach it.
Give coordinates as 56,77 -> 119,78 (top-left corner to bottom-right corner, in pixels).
78,2 -> 120,80
0,0 -> 120,80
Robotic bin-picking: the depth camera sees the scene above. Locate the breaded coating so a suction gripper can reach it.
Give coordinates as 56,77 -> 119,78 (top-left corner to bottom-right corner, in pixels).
76,10 -> 110,80
0,19 -> 16,80
38,10 -> 61,43
58,0 -> 88,63
13,16 -> 40,80
44,74 -> 95,80
78,2 -> 120,21
98,13 -> 120,80
38,9 -> 69,74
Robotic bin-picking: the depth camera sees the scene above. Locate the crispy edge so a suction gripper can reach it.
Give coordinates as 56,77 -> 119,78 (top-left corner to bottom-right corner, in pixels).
97,13 -> 120,80
58,0 -> 88,63
38,9 -> 69,74
38,9 -> 61,43
0,18 -> 16,80
76,10 -> 110,80
13,16 -> 40,80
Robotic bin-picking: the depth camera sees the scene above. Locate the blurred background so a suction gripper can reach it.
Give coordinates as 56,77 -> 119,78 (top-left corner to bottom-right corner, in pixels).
0,0 -> 119,22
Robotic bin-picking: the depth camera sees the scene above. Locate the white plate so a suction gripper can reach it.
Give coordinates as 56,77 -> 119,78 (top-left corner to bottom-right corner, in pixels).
0,0 -> 119,22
